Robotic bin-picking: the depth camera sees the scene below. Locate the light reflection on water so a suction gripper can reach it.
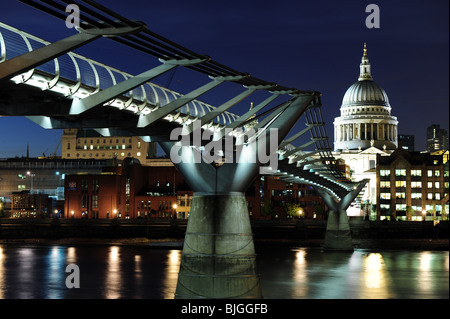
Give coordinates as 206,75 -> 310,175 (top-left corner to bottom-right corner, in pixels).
0,244 -> 447,299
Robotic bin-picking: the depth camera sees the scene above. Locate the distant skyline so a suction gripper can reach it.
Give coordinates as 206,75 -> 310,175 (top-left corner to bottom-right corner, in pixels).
0,0 -> 448,157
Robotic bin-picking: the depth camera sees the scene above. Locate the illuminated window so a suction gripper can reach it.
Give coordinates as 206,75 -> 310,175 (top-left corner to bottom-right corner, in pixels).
411,170 -> 422,176
411,181 -> 422,188
427,193 -> 433,200
435,193 -> 441,200
380,181 -> 390,188
137,152 -> 141,157
411,193 -> 422,199
380,169 -> 390,176
380,193 -> 391,200
427,170 -> 433,177
122,144 -> 126,150
92,195 -> 98,209
395,181 -> 406,188
428,182 -> 433,188
395,169 -> 406,176
396,204 -> 406,211
435,182 -> 440,189
396,192 -> 406,199
435,170 -> 440,177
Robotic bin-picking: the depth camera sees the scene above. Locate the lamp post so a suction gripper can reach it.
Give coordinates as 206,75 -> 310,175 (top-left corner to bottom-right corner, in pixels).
27,171 -> 35,194
422,210 -> 426,221
173,203 -> 178,219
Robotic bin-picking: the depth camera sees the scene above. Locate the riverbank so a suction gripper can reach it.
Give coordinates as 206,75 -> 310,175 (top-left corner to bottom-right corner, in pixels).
0,237 -> 448,251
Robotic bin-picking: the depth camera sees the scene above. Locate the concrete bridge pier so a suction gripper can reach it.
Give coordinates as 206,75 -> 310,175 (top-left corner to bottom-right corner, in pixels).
314,179 -> 369,251
158,94 -> 318,298
175,192 -> 262,299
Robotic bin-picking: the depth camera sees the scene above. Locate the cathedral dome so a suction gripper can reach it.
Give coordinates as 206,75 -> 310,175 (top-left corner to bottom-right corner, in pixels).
341,80 -> 390,108
341,43 -> 390,109
333,43 -> 398,152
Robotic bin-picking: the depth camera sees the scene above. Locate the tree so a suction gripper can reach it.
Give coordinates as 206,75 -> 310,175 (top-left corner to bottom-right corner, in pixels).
261,199 -> 275,218
285,202 -> 303,218
314,202 -> 326,219
406,206 -> 414,221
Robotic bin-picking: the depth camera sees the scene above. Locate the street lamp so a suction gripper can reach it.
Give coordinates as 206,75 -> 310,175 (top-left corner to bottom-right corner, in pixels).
173,203 -> 178,219
71,210 -> 74,218
422,210 -> 426,221
113,209 -> 117,218
27,171 -> 35,194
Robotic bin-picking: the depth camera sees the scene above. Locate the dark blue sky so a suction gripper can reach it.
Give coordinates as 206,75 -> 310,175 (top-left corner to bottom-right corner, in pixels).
0,0 -> 448,157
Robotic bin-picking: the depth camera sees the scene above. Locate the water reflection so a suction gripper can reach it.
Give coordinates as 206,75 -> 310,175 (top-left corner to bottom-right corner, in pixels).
105,246 -> 122,299
292,249 -> 308,298
163,250 -> 181,299
17,248 -> 35,299
45,246 -> 65,299
360,253 -> 394,298
0,244 -> 447,299
0,247 -> 5,299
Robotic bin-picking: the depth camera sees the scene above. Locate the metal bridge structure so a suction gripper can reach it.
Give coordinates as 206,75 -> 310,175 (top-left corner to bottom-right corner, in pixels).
0,0 -> 368,298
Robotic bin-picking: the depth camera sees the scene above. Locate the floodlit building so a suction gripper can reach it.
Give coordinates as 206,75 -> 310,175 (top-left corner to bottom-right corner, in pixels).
332,44 -> 397,219
376,147 -> 449,221
61,128 -> 157,164
333,43 -> 398,152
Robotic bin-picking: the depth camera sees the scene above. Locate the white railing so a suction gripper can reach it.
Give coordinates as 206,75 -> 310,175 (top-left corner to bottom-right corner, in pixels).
0,22 -> 239,126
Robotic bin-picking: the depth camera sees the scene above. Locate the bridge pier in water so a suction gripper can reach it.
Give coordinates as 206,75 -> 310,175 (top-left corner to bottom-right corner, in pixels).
175,193 -> 261,299
314,179 -> 369,251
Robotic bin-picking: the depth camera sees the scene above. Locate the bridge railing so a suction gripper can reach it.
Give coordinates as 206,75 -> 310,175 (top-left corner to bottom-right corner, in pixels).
0,22 -> 238,126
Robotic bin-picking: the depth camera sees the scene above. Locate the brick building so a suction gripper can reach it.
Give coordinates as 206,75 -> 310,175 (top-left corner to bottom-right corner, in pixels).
64,158 -> 325,220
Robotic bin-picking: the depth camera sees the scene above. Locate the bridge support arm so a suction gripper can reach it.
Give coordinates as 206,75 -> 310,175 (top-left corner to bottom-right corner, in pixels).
137,75 -> 245,128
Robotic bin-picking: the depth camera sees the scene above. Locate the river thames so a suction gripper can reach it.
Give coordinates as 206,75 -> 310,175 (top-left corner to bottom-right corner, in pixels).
0,243 -> 448,299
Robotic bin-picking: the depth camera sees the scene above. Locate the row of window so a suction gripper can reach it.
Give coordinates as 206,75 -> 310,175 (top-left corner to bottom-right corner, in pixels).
380,204 -> 445,212
380,192 -> 444,200
380,181 -> 448,188
77,138 -> 137,145
67,152 -> 142,158
81,144 -> 131,150
81,195 -> 99,209
380,169 -> 445,177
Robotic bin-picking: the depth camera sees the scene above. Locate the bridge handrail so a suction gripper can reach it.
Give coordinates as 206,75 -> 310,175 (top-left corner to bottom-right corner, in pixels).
0,22 -> 239,126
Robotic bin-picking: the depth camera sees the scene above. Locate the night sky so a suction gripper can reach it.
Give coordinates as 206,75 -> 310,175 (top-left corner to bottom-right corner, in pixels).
0,0 -> 448,158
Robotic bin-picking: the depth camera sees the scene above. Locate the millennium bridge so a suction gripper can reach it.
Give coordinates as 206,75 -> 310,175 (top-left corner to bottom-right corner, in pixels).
0,0 -> 368,298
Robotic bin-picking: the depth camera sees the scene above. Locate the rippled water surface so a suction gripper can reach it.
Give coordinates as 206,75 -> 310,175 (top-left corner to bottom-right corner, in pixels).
0,244 -> 448,299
